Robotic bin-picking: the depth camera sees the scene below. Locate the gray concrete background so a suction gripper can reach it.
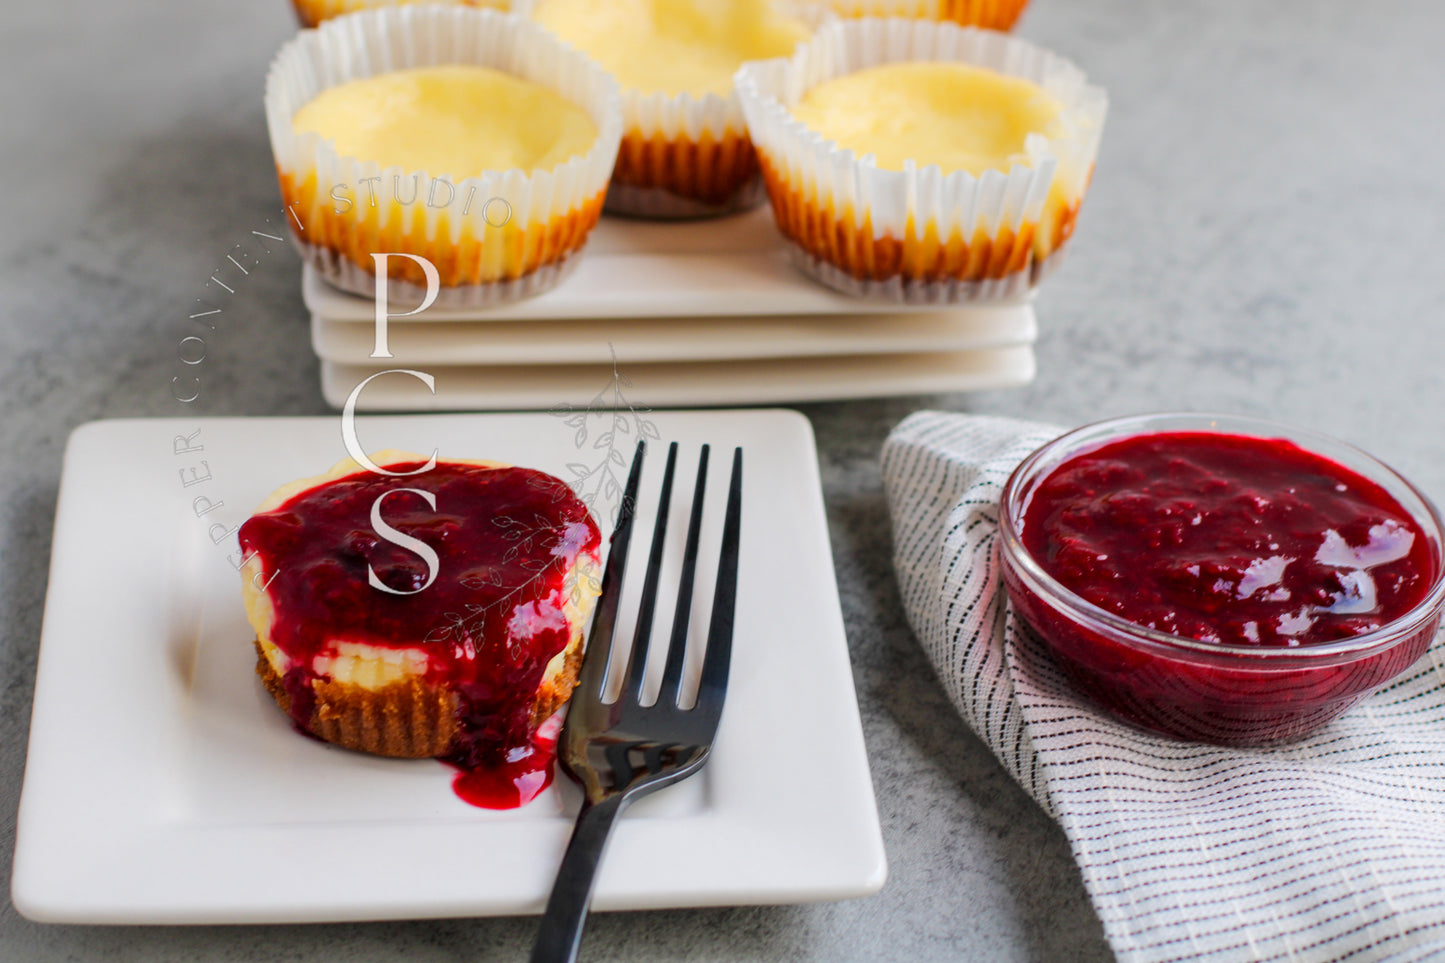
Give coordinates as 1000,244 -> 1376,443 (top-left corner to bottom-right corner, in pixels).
3,0 -> 1443,960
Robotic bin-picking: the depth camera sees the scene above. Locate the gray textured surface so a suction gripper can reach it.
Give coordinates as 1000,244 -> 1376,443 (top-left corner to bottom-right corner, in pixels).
3,0 -> 1443,960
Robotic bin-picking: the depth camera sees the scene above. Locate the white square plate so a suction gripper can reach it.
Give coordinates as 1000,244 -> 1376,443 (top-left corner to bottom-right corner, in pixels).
320,347 -> 1037,410
309,304 -> 1038,366
12,410 -> 886,923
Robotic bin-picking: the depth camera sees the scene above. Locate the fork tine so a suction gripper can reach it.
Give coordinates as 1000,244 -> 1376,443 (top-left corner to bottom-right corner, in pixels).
657,444 -> 710,707
694,447 -> 742,720
576,440 -> 645,700
621,441 -> 678,700
534,443 -> 739,963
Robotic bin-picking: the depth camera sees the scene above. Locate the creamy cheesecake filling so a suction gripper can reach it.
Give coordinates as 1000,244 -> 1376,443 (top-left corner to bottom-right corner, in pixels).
790,61 -> 1068,178
533,0 -> 810,97
248,552 -> 601,693
290,65 -> 599,177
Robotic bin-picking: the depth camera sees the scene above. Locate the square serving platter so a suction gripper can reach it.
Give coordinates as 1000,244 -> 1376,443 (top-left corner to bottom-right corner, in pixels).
11,409 -> 886,923
309,304 -> 1038,366
302,206 -> 1038,409
320,347 -> 1036,410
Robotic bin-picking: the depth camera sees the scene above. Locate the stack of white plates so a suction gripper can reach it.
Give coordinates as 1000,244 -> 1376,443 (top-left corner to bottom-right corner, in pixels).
307,207 -> 1037,410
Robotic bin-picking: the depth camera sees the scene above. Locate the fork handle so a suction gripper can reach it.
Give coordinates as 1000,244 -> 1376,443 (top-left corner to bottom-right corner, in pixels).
530,793 -> 627,963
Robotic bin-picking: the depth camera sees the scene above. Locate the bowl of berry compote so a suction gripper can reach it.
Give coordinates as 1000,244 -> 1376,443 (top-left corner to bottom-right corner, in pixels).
998,412 -> 1445,746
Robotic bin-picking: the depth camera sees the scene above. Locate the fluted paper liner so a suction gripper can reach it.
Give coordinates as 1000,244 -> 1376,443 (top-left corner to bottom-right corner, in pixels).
735,18 -> 1106,303
819,0 -> 1029,32
290,0 -> 512,29
607,90 -> 766,218
266,5 -> 623,307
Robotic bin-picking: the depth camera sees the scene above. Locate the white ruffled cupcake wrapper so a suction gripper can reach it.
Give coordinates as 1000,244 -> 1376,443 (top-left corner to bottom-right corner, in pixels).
265,5 -> 622,306
735,17 -> 1106,302
294,238 -> 584,309
790,244 -> 1063,303
607,86 -> 759,218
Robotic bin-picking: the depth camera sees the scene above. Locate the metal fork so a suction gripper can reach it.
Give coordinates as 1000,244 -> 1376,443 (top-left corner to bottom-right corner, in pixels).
530,439 -> 743,963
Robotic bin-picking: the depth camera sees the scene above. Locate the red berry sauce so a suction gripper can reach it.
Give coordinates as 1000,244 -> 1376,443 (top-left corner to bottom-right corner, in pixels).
1022,432 -> 1436,647
450,712 -> 562,809
238,460 -> 600,808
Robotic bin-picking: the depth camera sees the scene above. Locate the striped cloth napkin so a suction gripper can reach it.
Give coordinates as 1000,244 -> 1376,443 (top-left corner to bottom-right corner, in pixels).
882,411 -> 1445,963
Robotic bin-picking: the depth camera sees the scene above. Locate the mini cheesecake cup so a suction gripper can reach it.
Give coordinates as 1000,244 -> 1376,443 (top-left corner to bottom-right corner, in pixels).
239,451 -> 602,760
524,0 -> 829,219
265,6 -> 623,308
290,0 -> 511,29
735,18 -> 1106,303
820,0 -> 1029,32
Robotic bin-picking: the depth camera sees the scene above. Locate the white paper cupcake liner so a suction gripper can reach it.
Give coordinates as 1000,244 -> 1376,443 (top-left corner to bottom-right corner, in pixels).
813,0 -> 1029,32
790,243 -> 1063,303
265,5 -> 623,308
296,238 -> 583,307
606,86 -> 764,218
522,0 -> 831,219
735,17 -> 1106,303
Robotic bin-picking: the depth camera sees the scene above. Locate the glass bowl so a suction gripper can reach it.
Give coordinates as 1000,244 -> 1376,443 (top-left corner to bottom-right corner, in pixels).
997,412 -> 1445,746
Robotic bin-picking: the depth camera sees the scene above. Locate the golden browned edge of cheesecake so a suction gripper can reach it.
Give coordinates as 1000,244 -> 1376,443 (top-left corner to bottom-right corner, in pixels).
832,0 -> 1029,32
940,0 -> 1029,31
756,152 -> 1084,286
277,169 -> 606,290
609,126 -> 762,213
253,633 -> 586,759
290,0 -> 507,29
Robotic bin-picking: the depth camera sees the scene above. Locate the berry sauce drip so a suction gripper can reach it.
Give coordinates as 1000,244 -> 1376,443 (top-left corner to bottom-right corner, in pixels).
449,712 -> 562,809
238,461 -> 600,808
1022,433 -> 1436,646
